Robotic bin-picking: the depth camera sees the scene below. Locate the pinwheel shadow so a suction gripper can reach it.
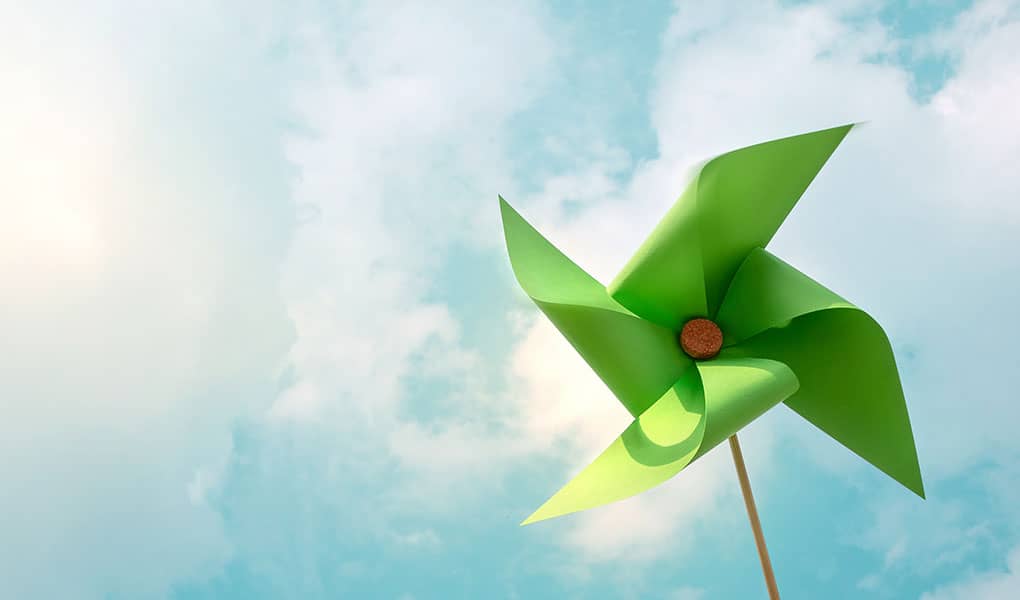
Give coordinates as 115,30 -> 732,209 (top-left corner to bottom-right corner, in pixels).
621,377 -> 705,467
620,360 -> 795,468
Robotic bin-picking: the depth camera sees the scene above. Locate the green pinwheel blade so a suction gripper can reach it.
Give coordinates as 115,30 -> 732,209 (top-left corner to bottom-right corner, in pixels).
521,368 -> 704,525
715,248 -> 923,496
693,356 -> 800,459
609,124 -> 855,328
522,357 -> 798,525
715,247 -> 854,347
606,181 -> 710,330
731,309 -> 925,498
500,197 -> 691,417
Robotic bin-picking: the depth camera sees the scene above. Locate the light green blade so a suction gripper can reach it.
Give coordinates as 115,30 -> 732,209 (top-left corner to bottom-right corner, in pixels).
693,356 -> 800,459
522,358 -> 798,525
715,248 -> 853,347
500,197 -> 691,417
521,368 -> 705,525
730,309 -> 925,497
609,124 -> 855,327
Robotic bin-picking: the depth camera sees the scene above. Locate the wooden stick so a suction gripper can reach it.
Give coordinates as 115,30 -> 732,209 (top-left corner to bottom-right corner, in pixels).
729,434 -> 781,600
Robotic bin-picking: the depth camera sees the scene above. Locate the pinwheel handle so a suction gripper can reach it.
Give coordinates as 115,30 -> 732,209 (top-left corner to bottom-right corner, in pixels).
729,434 -> 781,600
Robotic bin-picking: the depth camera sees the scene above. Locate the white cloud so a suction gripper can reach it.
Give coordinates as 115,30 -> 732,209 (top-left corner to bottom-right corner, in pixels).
668,586 -> 707,600
847,485 -> 1005,588
264,0 -> 559,519
857,573 -> 881,591
921,546 -> 1020,600
391,528 -> 442,550
0,3 -> 297,597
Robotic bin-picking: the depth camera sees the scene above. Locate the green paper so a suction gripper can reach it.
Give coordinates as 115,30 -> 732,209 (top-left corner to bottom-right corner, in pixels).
716,247 -> 923,497
716,248 -> 853,346
521,368 -> 704,525
499,124 -> 925,525
729,309 -> 925,497
500,197 -> 691,417
696,124 -> 854,313
607,182 -> 709,330
521,358 -> 797,525
693,357 -> 800,458
609,124 -> 854,325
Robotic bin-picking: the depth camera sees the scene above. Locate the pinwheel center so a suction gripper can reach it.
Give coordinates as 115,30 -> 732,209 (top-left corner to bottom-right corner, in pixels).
679,318 -> 723,360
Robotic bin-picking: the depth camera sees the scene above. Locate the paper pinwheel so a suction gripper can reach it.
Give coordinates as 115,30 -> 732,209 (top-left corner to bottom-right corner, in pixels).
500,124 -> 924,530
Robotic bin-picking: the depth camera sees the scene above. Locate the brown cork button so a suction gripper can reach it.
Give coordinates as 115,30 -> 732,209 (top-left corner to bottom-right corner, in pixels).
679,318 -> 723,360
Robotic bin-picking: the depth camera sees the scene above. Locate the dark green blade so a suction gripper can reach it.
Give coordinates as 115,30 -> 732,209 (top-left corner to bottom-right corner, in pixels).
731,309 -> 925,498
609,124 -> 855,326
500,197 -> 691,417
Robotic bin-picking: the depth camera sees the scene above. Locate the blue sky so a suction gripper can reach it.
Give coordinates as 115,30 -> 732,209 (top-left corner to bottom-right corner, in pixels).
2,1 -> 1019,598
